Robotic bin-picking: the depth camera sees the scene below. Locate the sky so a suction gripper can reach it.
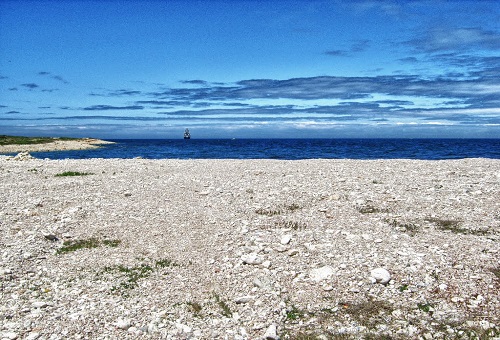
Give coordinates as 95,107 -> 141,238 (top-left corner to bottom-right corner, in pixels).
1,0 -> 499,139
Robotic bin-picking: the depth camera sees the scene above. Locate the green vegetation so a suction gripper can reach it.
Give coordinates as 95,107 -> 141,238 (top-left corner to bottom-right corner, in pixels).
111,264 -> 154,290
278,220 -> 308,230
0,135 -> 77,145
102,239 -> 121,247
286,305 -> 305,321
342,299 -> 394,328
104,258 -> 177,292
56,238 -> 121,254
398,284 -> 409,292
491,267 -> 500,280
357,204 -> 385,214
256,203 -> 302,216
286,203 -> 301,211
187,301 -> 203,315
389,219 -> 420,235
256,208 -> 282,216
213,293 -> 232,318
417,302 -> 434,314
426,217 -> 489,235
55,171 -> 94,177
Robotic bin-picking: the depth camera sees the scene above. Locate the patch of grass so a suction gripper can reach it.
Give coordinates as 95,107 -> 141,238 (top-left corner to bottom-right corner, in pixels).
56,238 -> 121,254
56,238 -> 100,254
389,219 -> 419,236
101,258 -> 177,293
398,284 -> 409,292
256,203 -> 301,216
102,239 -> 121,247
425,217 -> 489,235
105,264 -> 154,290
213,293 -> 232,318
256,207 -> 282,216
55,171 -> 93,177
155,258 -> 177,268
277,220 -> 307,231
342,299 -> 394,329
286,203 -> 301,211
490,267 -> 500,281
286,305 -> 305,321
187,301 -> 203,315
417,302 -> 434,315
357,205 -> 384,214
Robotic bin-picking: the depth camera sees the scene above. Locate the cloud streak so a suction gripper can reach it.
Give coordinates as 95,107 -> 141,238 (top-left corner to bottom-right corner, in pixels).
83,105 -> 144,111
409,27 -> 500,53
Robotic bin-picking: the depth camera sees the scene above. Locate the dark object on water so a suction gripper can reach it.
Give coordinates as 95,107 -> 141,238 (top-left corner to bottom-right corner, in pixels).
184,128 -> 191,139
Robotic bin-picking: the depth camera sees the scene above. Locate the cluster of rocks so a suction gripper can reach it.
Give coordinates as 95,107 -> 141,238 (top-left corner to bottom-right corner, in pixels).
0,156 -> 499,339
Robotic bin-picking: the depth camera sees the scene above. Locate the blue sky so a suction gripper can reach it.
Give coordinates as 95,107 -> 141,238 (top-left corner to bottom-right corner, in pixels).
1,0 -> 499,139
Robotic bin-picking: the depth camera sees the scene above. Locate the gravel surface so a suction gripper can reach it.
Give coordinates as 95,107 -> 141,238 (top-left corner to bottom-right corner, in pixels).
1,155 -> 499,339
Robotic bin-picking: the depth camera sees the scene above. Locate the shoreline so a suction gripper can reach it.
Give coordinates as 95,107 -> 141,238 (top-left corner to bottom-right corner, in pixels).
0,138 -> 114,154
0,157 -> 498,338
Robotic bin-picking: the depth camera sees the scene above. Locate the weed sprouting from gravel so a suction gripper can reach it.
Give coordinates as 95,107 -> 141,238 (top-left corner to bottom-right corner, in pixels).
104,258 -> 177,292
425,217 -> 489,235
278,220 -> 307,230
491,267 -> 500,281
102,239 -> 121,247
256,208 -> 282,216
55,171 -> 93,177
113,264 -> 154,290
417,302 -> 434,315
213,293 -> 232,318
256,203 -> 302,217
342,299 -> 394,328
357,205 -> 385,214
155,258 -> 177,268
286,203 -> 301,211
398,284 -> 409,292
56,238 -> 100,254
187,301 -> 203,315
56,238 -> 121,254
286,305 -> 305,321
389,219 -> 419,236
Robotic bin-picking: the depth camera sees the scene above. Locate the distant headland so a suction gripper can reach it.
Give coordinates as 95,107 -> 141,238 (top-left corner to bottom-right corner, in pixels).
0,135 -> 114,153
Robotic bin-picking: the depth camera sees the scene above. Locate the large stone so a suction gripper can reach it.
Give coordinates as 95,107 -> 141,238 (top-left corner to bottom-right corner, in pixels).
309,266 -> 335,282
241,253 -> 263,265
370,268 -> 391,284
263,323 -> 279,340
280,235 -> 292,245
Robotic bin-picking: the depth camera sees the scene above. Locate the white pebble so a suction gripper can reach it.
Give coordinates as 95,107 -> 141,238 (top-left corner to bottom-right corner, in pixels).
280,235 -> 292,245
310,266 -> 335,282
370,268 -> 391,284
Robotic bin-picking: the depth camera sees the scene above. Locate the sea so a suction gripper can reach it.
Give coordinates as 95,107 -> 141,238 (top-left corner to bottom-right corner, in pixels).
19,138 -> 500,160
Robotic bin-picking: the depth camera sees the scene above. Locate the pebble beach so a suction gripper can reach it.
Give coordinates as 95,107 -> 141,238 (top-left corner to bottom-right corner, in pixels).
1,154 -> 499,339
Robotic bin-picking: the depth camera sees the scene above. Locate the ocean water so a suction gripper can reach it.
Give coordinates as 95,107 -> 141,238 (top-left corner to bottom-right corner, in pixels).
21,139 -> 500,160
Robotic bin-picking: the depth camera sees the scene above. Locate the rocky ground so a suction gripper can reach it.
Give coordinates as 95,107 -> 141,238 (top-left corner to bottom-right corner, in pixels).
0,139 -> 113,154
0,155 -> 499,339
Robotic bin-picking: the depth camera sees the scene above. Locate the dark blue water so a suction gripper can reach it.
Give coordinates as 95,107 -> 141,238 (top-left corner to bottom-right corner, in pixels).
16,139 -> 500,160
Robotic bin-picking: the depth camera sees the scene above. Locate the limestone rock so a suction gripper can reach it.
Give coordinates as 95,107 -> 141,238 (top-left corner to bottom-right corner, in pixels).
241,253 -> 263,265
310,266 -> 335,282
370,268 -> 391,284
262,323 -> 279,340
